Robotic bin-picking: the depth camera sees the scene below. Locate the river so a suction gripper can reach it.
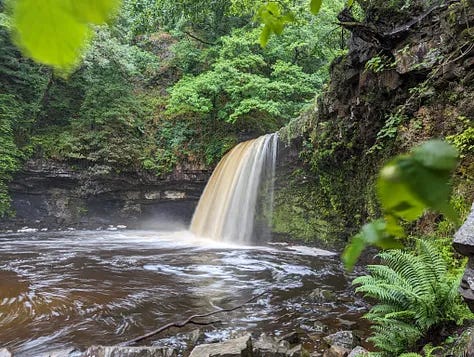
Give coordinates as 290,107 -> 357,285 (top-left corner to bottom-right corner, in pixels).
0,230 -> 367,356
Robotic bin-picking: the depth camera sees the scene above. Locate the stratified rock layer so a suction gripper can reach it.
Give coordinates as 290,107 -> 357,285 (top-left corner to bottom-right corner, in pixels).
0,159 -> 209,230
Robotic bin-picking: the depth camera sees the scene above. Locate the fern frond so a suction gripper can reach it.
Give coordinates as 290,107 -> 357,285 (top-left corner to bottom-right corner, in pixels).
369,320 -> 422,353
356,282 -> 415,307
366,264 -> 412,291
417,239 -> 447,282
378,250 -> 433,297
354,238 -> 468,356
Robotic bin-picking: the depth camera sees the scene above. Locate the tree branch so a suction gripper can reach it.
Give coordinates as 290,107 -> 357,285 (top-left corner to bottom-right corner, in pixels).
120,290 -> 270,346
183,31 -> 216,46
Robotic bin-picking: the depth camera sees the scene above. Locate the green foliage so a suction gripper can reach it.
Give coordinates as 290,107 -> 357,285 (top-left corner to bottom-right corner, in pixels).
310,0 -> 323,15
254,0 -> 351,47
0,0 -> 348,211
353,239 -> 471,356
0,94 -> 23,216
446,116 -> 474,158
364,55 -> 395,73
343,140 -> 459,270
0,25 -> 50,215
9,0 -> 122,71
167,21 -> 340,128
257,2 -> 295,47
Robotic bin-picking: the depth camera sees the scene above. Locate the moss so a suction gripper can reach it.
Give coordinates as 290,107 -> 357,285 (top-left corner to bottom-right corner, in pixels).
271,162 -> 378,247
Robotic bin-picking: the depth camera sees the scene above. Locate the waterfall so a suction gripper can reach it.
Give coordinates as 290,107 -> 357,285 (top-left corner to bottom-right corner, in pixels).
190,133 -> 279,244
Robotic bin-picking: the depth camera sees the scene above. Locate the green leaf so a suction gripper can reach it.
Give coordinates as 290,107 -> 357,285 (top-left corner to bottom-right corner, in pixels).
70,0 -> 121,24
257,2 -> 295,47
378,161 -> 426,221
310,0 -> 323,15
259,25 -> 271,47
384,214 -> 405,237
342,233 -> 366,271
412,139 -> 458,171
11,0 -> 121,70
378,141 -> 459,223
343,220 -> 403,270
396,157 -> 457,221
0,13 -> 11,29
347,0 -> 355,6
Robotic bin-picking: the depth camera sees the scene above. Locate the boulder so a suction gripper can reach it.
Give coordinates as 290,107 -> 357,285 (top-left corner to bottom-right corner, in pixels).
189,334 -> 252,357
347,346 -> 368,357
322,346 -> 350,357
253,334 -> 289,357
253,334 -> 306,357
312,321 -> 329,334
279,331 -> 302,346
84,346 -> 177,357
0,349 -> 12,357
323,331 -> 358,350
185,329 -> 206,347
453,202 -> 474,312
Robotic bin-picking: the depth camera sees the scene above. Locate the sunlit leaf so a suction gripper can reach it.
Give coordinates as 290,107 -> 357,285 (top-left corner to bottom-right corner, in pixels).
70,0 -> 122,24
310,0 -> 323,15
257,2 -> 295,48
398,158 -> 458,222
10,0 -> 121,71
347,0 -> 355,6
259,25 -> 271,47
384,214 -> 405,237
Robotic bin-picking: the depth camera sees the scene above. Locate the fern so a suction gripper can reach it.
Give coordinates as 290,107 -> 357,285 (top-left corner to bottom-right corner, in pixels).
353,239 -> 471,356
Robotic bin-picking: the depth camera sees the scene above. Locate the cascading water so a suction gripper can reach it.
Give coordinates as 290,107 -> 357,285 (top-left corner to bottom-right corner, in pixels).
190,133 -> 279,244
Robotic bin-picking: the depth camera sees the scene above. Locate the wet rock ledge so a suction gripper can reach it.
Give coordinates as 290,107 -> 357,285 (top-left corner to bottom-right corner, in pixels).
1,331 -> 370,357
0,159 -> 210,231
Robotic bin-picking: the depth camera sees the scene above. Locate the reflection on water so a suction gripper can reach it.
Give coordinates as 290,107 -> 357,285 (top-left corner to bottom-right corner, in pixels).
0,230 -> 366,356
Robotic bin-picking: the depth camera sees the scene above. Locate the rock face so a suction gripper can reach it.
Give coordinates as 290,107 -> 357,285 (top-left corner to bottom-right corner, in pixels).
0,159 -> 210,230
273,2 -> 474,244
322,331 -> 359,357
84,346 -> 177,357
453,202 -> 474,311
188,334 -> 307,357
347,346 -> 368,357
252,334 -> 300,357
189,334 -> 253,357
323,331 -> 358,350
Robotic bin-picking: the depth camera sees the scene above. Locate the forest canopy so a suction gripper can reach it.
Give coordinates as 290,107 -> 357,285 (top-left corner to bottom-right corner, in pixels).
0,0 -> 346,215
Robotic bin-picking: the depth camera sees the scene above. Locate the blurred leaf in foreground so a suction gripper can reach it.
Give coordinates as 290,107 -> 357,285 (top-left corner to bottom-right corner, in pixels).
343,140 -> 459,270
10,0 -> 121,72
256,2 -> 295,47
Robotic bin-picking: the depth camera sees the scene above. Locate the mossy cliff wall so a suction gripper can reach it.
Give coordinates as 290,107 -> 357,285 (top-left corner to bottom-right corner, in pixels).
273,1 -> 474,246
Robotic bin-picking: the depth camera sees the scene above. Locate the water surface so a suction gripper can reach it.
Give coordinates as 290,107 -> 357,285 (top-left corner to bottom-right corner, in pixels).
0,230 -> 367,355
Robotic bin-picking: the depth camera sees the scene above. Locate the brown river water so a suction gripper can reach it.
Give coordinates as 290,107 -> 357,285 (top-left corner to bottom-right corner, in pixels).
0,230 -> 368,356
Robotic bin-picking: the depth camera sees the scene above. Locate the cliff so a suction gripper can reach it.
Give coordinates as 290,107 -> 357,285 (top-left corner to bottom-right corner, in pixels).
273,0 -> 474,244
0,160 -> 210,231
